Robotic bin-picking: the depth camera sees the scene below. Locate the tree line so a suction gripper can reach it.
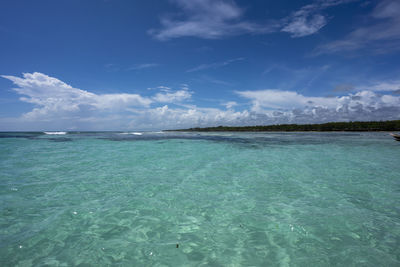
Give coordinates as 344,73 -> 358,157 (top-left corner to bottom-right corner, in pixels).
169,120 -> 400,132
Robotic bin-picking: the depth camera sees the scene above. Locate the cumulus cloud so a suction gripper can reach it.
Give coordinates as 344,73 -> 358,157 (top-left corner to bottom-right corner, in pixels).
153,90 -> 192,103
1,72 -> 152,120
236,89 -> 400,123
125,105 -> 251,130
2,72 -> 400,131
236,90 -> 337,112
1,72 -> 245,130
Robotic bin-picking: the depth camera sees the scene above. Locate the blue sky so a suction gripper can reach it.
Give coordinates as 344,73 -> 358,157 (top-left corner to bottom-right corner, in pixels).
1,0 -> 399,130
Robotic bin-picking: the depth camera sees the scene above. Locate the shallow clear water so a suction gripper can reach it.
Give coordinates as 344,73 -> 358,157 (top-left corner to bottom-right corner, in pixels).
0,131 -> 399,266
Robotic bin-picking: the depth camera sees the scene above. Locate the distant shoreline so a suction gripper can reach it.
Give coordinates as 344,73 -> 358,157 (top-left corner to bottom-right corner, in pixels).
166,120 -> 400,132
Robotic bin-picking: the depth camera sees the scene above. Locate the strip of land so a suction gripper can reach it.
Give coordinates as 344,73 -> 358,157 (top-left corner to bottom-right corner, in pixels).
168,120 -> 400,132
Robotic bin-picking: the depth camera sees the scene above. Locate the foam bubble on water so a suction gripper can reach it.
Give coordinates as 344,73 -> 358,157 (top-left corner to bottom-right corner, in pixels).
44,132 -> 67,135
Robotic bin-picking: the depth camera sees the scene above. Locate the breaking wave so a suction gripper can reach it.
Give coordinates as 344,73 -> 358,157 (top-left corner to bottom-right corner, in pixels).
119,132 -> 143,136
44,132 -> 67,135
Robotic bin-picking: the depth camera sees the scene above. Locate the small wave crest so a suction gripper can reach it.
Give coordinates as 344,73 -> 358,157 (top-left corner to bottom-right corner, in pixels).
119,132 -> 143,135
44,132 -> 67,135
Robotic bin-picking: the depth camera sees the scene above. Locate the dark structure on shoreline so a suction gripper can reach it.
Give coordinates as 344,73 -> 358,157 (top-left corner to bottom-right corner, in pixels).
169,120 -> 400,132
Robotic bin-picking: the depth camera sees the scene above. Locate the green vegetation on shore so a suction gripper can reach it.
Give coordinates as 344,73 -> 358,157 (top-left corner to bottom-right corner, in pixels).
169,120 -> 400,132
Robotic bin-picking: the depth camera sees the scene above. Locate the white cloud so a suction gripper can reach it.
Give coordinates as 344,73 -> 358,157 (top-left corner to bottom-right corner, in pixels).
236,89 -> 337,112
334,81 -> 400,93
282,14 -> 326,38
316,0 -> 400,54
153,90 -> 192,103
281,0 -> 358,38
149,0 -> 275,40
147,86 -> 172,91
236,89 -> 400,123
357,81 -> 400,92
223,101 -> 237,109
1,72 -> 152,120
180,84 -> 189,90
150,0 -> 356,40
1,72 -> 199,130
125,105 -> 251,130
2,72 -> 400,131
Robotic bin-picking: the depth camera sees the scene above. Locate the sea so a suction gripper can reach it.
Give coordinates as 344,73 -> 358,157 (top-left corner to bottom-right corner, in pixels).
0,131 -> 399,266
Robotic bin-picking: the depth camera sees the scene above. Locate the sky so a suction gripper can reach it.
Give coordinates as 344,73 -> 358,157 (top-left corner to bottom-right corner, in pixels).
0,0 -> 400,131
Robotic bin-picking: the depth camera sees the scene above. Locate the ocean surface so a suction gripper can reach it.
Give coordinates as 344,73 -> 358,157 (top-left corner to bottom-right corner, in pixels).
0,131 -> 399,266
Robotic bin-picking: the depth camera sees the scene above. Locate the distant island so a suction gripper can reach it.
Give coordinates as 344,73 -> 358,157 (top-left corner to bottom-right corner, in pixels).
168,120 -> 400,132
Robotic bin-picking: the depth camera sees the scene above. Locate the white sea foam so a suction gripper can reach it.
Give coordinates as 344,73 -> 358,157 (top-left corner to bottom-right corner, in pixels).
120,132 -> 143,135
44,132 -> 67,135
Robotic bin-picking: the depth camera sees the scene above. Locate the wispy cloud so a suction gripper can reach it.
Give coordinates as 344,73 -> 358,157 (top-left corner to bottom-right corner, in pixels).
261,64 -> 331,93
187,57 -> 244,72
223,101 -> 237,109
198,75 -> 234,86
152,90 -> 192,103
356,81 -> 400,92
128,63 -> 160,71
333,80 -> 400,93
157,86 -> 172,92
282,14 -> 327,38
150,0 -> 356,40
315,0 -> 400,54
149,0 -> 277,40
282,0 -> 358,37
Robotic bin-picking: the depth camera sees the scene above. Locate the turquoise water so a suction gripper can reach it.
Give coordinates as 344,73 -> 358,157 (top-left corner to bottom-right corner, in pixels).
0,131 -> 399,266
